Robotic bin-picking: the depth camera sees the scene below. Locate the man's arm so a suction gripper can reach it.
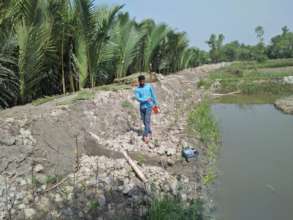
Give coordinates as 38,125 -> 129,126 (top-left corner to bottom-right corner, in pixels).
150,85 -> 158,105
135,89 -> 148,103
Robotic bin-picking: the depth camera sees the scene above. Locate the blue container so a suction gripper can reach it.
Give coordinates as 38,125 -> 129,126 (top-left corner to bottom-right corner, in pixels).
182,147 -> 199,161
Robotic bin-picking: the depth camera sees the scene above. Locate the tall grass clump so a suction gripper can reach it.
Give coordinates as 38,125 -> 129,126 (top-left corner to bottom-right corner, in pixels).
188,101 -> 220,185
146,197 -> 204,220
188,101 -> 219,145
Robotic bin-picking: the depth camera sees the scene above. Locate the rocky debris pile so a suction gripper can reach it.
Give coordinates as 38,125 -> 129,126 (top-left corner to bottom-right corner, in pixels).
0,63 -> 225,177
275,96 -> 293,114
0,117 -> 39,177
96,130 -> 183,158
0,63 -> 227,219
283,76 -> 293,84
0,154 -> 196,219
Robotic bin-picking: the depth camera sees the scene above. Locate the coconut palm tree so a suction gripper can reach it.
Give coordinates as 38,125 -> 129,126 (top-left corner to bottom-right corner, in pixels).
112,13 -> 145,78
141,21 -> 170,72
7,0 -> 55,103
74,0 -> 122,88
0,0 -> 208,109
0,33 -> 18,108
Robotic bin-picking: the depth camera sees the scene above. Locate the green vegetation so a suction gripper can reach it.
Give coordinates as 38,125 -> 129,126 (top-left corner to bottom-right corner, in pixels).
45,175 -> 58,185
207,26 -> 293,63
0,0 -> 207,109
146,197 -> 204,220
121,100 -> 134,109
213,94 -> 279,105
203,167 -> 217,185
188,101 -> 220,185
88,200 -> 100,211
188,101 -> 219,145
1,1 -> 292,110
73,90 -> 95,101
95,84 -> 132,92
200,59 -> 293,98
32,96 -> 58,106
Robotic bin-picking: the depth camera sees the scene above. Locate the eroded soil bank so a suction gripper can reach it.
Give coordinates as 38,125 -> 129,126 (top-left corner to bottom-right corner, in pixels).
0,63 -> 228,219
275,96 -> 293,114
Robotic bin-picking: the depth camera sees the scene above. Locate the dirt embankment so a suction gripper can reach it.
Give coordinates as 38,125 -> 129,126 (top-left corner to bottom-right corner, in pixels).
0,63 -> 227,219
275,96 -> 293,114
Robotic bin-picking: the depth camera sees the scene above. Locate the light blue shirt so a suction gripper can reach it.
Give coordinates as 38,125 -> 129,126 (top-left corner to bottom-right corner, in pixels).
134,83 -> 158,109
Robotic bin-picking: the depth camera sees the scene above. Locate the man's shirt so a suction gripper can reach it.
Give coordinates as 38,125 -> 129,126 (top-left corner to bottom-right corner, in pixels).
134,83 -> 158,109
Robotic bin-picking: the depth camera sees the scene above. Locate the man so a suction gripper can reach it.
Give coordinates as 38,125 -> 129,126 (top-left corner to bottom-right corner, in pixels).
134,75 -> 158,143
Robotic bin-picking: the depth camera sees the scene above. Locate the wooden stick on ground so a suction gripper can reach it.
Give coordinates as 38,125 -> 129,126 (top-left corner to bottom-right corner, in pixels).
212,90 -> 241,96
122,150 -> 147,183
43,176 -> 70,193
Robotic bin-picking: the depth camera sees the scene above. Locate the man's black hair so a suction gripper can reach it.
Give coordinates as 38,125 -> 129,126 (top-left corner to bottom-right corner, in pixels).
138,75 -> 145,81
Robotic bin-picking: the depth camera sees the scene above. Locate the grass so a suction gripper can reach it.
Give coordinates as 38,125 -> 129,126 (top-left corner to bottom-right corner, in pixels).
56,90 -> 95,106
203,167 -> 217,185
200,59 -> 293,98
73,90 -> 95,101
188,101 -> 219,145
45,175 -> 58,185
188,101 -> 220,185
146,197 -> 204,220
33,84 -> 132,107
121,100 -> 134,109
213,94 -> 279,104
95,83 -> 132,92
228,58 -> 293,69
32,96 -> 58,106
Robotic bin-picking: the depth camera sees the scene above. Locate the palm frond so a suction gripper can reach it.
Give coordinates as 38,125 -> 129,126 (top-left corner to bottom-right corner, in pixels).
16,19 -> 54,102
114,19 -> 144,78
74,36 -> 89,88
143,23 -> 169,71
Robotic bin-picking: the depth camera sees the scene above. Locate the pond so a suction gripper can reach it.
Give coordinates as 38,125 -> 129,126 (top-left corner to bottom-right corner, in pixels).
211,103 -> 293,220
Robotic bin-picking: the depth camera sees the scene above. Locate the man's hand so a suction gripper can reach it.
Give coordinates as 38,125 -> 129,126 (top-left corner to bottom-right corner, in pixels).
147,97 -> 152,102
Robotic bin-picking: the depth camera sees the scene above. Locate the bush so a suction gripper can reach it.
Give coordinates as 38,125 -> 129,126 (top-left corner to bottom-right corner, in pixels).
146,198 -> 204,220
188,101 -> 219,145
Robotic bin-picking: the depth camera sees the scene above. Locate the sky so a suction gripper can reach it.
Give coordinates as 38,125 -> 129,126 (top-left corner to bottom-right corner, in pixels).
94,0 -> 293,50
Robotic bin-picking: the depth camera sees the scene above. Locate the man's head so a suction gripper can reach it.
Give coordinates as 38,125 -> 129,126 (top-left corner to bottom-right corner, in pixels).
138,75 -> 145,87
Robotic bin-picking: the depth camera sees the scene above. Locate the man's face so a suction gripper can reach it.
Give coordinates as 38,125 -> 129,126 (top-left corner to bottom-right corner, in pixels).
139,79 -> 145,87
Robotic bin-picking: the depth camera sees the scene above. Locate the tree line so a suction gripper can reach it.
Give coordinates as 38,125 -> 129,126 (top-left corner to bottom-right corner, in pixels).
0,0 -> 208,108
0,0 -> 292,109
207,25 -> 293,63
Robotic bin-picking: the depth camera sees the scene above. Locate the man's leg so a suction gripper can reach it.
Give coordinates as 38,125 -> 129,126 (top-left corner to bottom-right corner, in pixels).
145,107 -> 152,137
140,108 -> 148,137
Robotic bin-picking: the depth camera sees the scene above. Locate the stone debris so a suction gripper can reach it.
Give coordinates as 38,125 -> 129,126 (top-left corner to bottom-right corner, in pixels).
0,63 -> 227,219
275,96 -> 293,114
283,75 -> 293,84
0,155 -> 196,219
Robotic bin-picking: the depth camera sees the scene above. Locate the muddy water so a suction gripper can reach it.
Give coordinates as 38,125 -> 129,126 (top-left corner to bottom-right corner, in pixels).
211,104 -> 293,220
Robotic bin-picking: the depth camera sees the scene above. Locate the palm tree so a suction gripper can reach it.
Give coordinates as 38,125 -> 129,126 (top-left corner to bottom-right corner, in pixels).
112,13 -> 145,78
0,0 -> 207,109
16,20 -> 55,103
46,0 -> 76,94
0,33 -> 18,108
141,21 -> 169,72
74,0 -> 122,88
7,0 -> 55,103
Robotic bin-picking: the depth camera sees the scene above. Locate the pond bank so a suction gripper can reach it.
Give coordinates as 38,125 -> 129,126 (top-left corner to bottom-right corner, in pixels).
275,96 -> 293,114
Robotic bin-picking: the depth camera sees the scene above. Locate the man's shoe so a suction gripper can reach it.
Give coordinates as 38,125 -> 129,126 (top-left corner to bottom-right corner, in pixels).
143,136 -> 149,144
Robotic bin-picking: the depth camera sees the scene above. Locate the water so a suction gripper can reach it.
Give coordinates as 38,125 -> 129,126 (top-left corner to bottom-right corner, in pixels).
211,104 -> 293,220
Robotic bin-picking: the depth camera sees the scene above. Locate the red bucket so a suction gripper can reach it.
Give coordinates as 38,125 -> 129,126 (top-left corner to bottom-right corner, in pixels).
152,106 -> 160,114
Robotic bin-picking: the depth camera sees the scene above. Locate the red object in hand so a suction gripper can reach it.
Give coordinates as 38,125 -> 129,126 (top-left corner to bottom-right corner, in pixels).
152,106 -> 160,114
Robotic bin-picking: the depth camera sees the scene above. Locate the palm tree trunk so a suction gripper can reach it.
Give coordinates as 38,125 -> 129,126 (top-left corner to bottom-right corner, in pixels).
19,72 -> 25,104
69,41 -> 75,92
61,27 -> 66,94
